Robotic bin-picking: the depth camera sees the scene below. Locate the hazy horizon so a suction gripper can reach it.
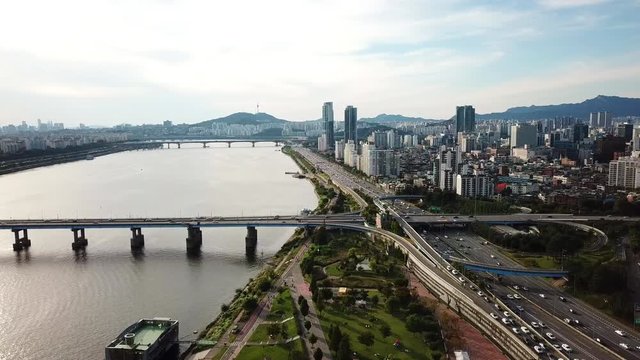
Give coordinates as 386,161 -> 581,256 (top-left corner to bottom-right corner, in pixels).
1,0 -> 639,127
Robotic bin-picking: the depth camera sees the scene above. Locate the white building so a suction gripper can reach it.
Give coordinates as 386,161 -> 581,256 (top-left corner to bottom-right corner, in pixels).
343,140 -> 358,168
609,156 -> 640,188
511,146 -> 533,162
317,134 -> 329,152
456,173 -> 493,198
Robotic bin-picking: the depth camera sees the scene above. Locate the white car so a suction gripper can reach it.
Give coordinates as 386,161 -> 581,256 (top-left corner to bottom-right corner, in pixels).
490,312 -> 499,319
533,345 -> 544,354
530,321 -> 540,328
446,265 -> 452,271
619,343 -> 629,350
520,326 -> 530,334
452,269 -> 459,275
561,344 -> 572,352
513,285 -> 520,290
539,293 -> 546,298
546,332 -> 556,340
538,322 -> 546,328
490,254 -> 496,258
513,294 -> 522,300
615,330 -> 626,337
477,291 -> 484,297
503,311 -> 511,317
507,294 -> 514,300
457,276 -> 466,283
512,327 -> 520,334
501,318 -> 511,325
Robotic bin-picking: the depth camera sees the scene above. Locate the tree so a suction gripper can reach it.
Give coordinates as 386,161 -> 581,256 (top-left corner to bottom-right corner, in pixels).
380,323 -> 391,338
220,303 -> 229,312
329,325 -> 342,351
358,331 -> 374,347
258,277 -> 272,292
371,295 -> 379,307
313,347 -> 323,360
300,299 -> 310,317
298,295 -> 305,305
288,350 -> 305,360
268,323 -> 280,337
385,295 -> 401,313
405,314 -> 427,333
337,335 -> 352,360
309,332 -> 318,346
243,297 -> 258,312
304,320 -> 312,331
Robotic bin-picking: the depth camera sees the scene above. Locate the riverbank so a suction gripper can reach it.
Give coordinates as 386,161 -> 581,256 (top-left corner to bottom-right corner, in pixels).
0,142 -> 162,176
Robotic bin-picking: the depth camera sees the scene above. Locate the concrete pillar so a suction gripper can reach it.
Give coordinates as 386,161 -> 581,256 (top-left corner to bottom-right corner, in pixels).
251,141 -> 255,147
245,226 -> 257,252
12,229 -> 31,251
177,143 -> 181,149
303,226 -> 312,239
202,142 -> 208,148
130,227 -> 145,249
227,142 -> 231,148
71,228 -> 88,251
186,226 -> 202,253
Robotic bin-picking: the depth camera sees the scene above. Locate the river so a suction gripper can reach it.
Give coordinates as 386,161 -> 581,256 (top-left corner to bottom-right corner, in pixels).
0,143 -> 317,360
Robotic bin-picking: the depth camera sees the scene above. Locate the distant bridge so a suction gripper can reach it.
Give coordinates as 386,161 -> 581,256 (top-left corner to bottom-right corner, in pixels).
128,139 -> 290,149
447,256 -> 569,278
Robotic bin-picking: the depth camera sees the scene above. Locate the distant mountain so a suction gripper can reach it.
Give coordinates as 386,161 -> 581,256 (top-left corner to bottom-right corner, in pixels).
194,112 -> 288,126
360,114 -> 442,124
478,95 -> 640,120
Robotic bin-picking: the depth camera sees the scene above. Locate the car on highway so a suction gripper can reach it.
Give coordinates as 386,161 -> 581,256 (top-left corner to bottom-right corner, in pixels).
530,321 -> 540,328
546,332 -> 556,340
559,296 -> 566,302
561,344 -> 572,352
615,330 -> 626,337
477,291 -> 484,297
452,269 -> 459,275
511,327 -> 520,334
503,311 -> 511,317
520,326 -> 530,334
516,305 -> 524,312
490,312 -> 499,319
506,294 -> 513,299
569,308 -> 575,313
490,254 -> 496,258
446,265 -> 452,271
539,293 -> 546,298
513,294 -> 521,300
457,276 -> 466,283
619,343 -> 629,350
538,322 -> 546,328
512,285 -> 520,290
533,345 -> 544,354
563,318 -> 571,324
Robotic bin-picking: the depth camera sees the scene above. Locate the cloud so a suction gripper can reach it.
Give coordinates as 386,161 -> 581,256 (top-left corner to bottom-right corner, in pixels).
538,0 -> 608,9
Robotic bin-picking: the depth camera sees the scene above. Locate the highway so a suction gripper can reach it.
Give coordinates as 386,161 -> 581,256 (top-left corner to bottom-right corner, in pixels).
293,147 -> 632,360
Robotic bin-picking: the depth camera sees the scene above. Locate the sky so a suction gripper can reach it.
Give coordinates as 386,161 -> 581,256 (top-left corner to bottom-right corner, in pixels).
0,0 -> 639,126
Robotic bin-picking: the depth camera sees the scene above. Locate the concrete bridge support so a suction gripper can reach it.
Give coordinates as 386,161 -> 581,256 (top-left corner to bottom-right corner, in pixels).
12,229 -> 31,251
226,142 -> 231,148
177,143 -> 181,149
251,141 -> 255,147
245,226 -> 257,252
186,226 -> 202,253
202,142 -> 208,148
71,228 -> 88,251
130,227 -> 145,249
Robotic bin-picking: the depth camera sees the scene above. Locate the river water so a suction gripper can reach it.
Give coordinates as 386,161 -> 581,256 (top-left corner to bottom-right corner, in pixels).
0,144 -> 317,360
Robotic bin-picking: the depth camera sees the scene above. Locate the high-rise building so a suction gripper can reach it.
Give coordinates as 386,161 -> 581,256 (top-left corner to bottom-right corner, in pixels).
343,140 -> 358,167
616,123 -> 633,142
573,123 -> 589,143
455,105 -> 475,136
510,124 -> 538,148
322,102 -> 334,149
608,157 -> 640,188
456,173 -> 493,198
633,127 -> 640,152
334,140 -> 345,160
590,111 -> 612,129
344,106 -> 357,145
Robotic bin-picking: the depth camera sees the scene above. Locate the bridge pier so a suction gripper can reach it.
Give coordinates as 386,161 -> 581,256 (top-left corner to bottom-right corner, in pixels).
186,226 -> 202,253
12,229 -> 31,251
251,141 -> 255,147
177,143 -> 181,149
71,228 -> 88,251
202,142 -> 208,148
227,142 -> 231,148
130,227 -> 145,249
245,226 -> 257,252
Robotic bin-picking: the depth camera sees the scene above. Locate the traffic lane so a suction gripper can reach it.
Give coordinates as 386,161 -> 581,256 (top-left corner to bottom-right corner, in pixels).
493,287 -> 610,360
499,284 -> 635,360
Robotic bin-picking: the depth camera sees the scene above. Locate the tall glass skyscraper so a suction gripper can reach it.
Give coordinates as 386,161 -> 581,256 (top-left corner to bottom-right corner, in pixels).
455,105 -> 476,135
344,105 -> 357,145
322,102 -> 334,149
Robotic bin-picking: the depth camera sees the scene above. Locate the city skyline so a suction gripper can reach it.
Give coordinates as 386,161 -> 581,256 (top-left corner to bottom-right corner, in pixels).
0,0 -> 639,126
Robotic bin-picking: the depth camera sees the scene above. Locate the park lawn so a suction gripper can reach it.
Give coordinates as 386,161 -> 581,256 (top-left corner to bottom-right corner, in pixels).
319,296 -> 436,360
248,319 -> 297,343
266,288 -> 294,321
236,339 -> 305,360
325,263 -> 342,277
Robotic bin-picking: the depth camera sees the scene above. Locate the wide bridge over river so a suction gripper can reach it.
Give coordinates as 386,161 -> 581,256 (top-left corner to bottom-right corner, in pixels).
129,139 -> 290,148
0,214 -> 363,253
